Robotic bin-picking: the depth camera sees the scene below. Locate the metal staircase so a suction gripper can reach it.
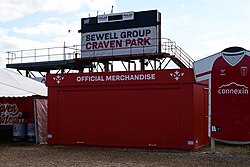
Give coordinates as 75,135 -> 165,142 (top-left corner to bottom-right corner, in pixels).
161,38 -> 194,68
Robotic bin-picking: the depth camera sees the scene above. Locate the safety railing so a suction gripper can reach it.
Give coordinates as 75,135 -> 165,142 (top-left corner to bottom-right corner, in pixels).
6,45 -> 79,64
161,38 -> 194,68
6,38 -> 194,68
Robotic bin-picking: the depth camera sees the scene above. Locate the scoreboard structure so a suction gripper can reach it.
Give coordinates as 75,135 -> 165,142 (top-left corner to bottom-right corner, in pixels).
6,9 -> 194,76
79,10 -> 161,58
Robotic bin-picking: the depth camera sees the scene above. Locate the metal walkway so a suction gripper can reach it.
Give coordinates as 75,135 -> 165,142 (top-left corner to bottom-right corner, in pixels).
6,38 -> 194,77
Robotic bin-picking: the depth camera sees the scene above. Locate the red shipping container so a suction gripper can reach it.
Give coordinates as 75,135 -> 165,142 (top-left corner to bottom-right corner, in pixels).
46,69 -> 208,151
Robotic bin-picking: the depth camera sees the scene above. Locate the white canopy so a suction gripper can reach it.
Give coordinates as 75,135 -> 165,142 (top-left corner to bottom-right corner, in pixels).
0,68 -> 47,97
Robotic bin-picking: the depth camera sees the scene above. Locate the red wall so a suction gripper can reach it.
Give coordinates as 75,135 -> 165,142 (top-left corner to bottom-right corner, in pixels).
46,69 -> 208,151
0,97 -> 34,125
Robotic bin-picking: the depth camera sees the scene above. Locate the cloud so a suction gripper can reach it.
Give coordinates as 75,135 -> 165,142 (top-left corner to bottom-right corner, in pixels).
0,31 -> 69,66
0,27 -> 45,67
0,0 -> 117,51
11,21 -> 78,37
0,28 -> 55,50
0,19 -> 81,67
0,0 -> 116,22
86,0 -> 116,12
10,19 -> 81,49
168,14 -> 196,29
0,0 -> 42,22
198,31 -> 222,40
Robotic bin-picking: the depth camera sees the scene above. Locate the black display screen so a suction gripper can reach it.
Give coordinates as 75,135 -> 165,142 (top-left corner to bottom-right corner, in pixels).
108,15 -> 123,21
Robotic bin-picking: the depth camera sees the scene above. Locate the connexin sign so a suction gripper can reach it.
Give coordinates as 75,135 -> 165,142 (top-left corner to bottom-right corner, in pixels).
79,10 -> 161,58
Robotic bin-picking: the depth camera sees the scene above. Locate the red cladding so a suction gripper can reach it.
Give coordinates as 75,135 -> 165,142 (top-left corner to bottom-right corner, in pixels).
0,97 -> 34,125
46,69 -> 208,151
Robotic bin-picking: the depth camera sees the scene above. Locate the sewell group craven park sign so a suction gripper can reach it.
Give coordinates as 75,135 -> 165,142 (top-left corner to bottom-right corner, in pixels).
79,10 -> 161,57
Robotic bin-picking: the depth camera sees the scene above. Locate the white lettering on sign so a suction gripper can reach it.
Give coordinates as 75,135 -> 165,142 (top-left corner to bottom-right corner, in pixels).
123,12 -> 134,20
76,76 -> 105,82
76,74 -> 156,82
0,103 -> 22,125
84,19 -> 90,24
218,82 -> 249,95
106,74 -> 156,81
97,15 -> 108,23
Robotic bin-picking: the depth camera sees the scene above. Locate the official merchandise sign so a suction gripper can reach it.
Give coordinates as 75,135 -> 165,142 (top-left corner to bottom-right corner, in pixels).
46,69 -> 194,87
76,73 -> 156,82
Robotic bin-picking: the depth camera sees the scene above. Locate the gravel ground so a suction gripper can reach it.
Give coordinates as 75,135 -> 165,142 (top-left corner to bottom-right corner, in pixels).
0,143 -> 249,167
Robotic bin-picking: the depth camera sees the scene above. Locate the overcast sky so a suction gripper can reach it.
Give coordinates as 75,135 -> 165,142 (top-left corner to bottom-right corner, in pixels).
1,0 -> 250,68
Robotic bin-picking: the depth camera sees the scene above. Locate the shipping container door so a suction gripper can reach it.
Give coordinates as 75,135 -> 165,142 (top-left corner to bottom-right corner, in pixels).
57,86 -> 181,148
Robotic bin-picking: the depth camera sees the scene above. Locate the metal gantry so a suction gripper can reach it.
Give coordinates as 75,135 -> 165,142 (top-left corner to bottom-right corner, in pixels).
6,38 -> 194,77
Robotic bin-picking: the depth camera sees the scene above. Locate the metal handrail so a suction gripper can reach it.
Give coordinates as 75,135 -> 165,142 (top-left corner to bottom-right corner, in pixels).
161,38 -> 194,68
6,38 -> 194,68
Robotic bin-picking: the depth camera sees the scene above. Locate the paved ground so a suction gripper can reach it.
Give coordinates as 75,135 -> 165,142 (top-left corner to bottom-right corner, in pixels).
0,143 -> 249,167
